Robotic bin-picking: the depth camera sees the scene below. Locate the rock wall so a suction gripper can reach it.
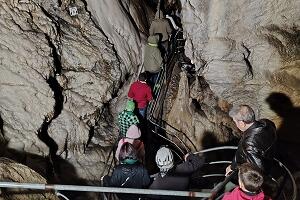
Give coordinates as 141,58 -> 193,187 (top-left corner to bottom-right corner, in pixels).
0,0 -> 150,186
181,0 -> 300,119
165,0 -> 300,147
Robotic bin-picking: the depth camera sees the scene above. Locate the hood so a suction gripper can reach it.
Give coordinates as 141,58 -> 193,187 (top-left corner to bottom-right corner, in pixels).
155,10 -> 164,19
147,35 -> 159,45
126,125 -> 141,139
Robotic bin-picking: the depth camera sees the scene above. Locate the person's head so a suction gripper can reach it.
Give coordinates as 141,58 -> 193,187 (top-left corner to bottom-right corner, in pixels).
155,146 -> 174,176
119,142 -> 137,162
238,163 -> 264,193
138,72 -> 147,82
229,105 -> 255,131
126,125 -> 141,139
125,100 -> 135,112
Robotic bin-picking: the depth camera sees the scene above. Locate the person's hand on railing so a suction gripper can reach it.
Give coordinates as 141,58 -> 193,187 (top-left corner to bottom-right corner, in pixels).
225,165 -> 233,176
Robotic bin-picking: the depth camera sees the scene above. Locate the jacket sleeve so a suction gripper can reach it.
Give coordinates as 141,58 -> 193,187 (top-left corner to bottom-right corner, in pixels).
154,50 -> 163,68
141,168 -> 151,188
175,154 -> 205,174
231,155 -> 238,171
132,115 -> 140,124
128,84 -> 134,99
109,167 -> 121,187
146,86 -> 153,102
244,134 -> 264,171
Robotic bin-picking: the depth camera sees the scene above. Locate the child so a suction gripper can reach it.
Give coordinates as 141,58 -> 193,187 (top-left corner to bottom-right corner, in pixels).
128,72 -> 153,118
222,163 -> 272,200
115,125 -> 145,163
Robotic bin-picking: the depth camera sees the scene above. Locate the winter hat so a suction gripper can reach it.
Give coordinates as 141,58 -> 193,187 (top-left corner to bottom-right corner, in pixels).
156,146 -> 174,176
125,100 -> 135,112
126,125 -> 141,139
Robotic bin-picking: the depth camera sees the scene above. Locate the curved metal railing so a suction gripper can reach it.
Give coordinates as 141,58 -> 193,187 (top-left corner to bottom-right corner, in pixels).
193,146 -> 297,200
0,146 -> 296,200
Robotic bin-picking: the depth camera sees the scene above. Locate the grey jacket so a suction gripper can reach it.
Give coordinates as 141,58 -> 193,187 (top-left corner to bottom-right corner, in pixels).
149,10 -> 172,42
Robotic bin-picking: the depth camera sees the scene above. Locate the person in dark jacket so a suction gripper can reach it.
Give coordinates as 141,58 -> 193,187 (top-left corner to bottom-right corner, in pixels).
148,146 -> 205,199
107,142 -> 150,200
225,105 -> 277,176
128,72 -> 153,118
222,163 -> 272,200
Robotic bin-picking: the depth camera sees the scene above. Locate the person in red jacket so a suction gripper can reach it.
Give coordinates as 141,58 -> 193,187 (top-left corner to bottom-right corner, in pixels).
128,72 -> 153,118
222,163 -> 272,200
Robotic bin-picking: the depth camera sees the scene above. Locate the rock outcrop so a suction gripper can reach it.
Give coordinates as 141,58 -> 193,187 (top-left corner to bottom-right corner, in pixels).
0,0 -> 150,186
0,157 -> 59,200
180,0 -> 300,120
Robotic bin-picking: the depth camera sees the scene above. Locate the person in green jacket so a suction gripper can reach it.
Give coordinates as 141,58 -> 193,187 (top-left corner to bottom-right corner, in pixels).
143,35 -> 163,89
118,100 -> 139,137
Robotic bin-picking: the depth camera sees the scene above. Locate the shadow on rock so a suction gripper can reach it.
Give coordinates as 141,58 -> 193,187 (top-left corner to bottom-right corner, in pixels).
0,146 -> 90,199
266,92 -> 300,172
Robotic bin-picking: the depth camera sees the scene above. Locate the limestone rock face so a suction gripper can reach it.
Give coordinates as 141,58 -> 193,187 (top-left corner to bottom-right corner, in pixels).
0,0 -> 147,186
0,0 -> 56,155
180,0 -> 300,120
166,72 -> 239,150
0,157 -> 59,200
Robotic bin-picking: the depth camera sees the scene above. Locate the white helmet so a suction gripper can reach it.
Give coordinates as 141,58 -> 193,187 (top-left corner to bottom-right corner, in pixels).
155,147 -> 174,175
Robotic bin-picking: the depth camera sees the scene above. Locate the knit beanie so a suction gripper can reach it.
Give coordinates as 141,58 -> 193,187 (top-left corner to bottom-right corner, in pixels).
125,100 -> 135,112
156,146 -> 174,177
126,125 -> 141,139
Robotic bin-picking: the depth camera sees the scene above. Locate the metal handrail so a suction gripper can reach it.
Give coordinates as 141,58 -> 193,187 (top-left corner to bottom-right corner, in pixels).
56,191 -> 70,200
146,30 -> 192,155
195,146 -> 237,154
194,146 -> 297,200
0,182 -> 211,198
274,158 -> 297,200
0,146 -> 296,199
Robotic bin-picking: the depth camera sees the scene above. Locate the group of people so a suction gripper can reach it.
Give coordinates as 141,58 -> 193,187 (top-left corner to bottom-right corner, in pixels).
109,103 -> 277,200
104,140 -> 204,200
104,5 -> 278,200
117,8 -> 177,135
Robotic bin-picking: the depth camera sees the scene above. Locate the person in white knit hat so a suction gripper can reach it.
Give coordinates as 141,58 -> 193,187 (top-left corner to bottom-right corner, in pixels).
115,125 -> 145,163
148,146 -> 205,199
